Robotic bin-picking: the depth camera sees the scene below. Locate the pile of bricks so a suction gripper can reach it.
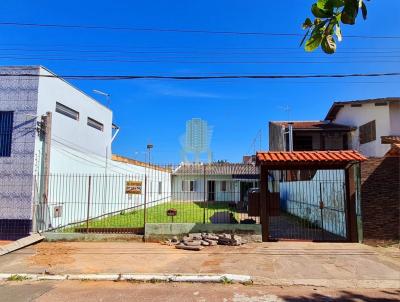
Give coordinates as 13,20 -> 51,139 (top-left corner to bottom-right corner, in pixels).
163,233 -> 245,251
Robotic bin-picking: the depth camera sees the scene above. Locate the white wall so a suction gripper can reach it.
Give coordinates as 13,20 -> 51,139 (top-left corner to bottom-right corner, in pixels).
171,174 -> 246,203
36,145 -> 171,230
30,67 -> 173,230
36,67 -> 113,161
333,103 -> 391,157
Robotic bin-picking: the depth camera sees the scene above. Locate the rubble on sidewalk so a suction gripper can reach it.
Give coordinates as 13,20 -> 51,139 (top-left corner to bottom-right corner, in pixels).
161,233 -> 246,251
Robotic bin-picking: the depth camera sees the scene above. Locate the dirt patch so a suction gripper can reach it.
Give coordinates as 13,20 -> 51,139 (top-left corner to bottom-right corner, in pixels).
28,242 -> 77,267
0,240 -> 12,246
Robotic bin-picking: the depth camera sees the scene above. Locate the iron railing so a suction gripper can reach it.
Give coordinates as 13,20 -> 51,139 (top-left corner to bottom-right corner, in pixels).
33,163 -> 260,234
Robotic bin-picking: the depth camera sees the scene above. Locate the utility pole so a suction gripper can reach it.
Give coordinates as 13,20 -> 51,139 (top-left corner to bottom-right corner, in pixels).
42,111 -> 52,204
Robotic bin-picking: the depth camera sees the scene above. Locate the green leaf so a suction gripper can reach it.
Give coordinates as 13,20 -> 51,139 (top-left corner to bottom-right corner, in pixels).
321,35 -> 337,54
335,24 -> 342,41
311,3 -> 333,18
361,2 -> 367,20
325,18 -> 337,36
305,33 -> 323,52
317,0 -> 330,9
302,18 -> 313,29
317,0 -> 344,9
341,0 -> 359,24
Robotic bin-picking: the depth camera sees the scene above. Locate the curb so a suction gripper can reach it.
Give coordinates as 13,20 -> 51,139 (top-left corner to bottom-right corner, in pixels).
253,277 -> 400,289
0,273 -> 251,284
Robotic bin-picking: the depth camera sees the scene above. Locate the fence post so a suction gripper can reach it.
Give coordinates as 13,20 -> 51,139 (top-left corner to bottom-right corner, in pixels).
203,164 -> 206,224
319,182 -> 325,241
144,174 -> 147,227
86,176 -> 92,233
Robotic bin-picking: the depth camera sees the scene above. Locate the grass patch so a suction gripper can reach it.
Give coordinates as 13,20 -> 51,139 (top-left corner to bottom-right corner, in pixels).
63,201 -> 239,232
7,274 -> 30,281
220,276 -> 233,284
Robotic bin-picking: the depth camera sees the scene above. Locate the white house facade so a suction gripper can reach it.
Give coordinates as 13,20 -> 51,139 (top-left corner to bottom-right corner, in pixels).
171,163 -> 259,204
325,97 -> 400,157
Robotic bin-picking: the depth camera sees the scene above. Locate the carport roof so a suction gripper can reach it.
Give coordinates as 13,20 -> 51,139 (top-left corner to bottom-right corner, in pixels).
256,150 -> 366,169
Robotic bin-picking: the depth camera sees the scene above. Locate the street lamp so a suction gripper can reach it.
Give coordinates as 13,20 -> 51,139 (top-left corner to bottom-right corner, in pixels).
93,89 -> 111,107
146,144 -> 154,164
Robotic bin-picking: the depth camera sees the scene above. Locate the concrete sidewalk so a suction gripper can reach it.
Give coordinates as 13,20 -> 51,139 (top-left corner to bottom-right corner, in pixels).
0,241 -> 399,288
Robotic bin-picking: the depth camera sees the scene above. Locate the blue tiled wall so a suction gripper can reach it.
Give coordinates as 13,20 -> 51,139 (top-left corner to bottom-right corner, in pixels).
0,66 -> 40,238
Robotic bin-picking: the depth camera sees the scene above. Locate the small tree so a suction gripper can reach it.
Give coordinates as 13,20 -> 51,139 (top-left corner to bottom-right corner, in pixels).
301,0 -> 369,54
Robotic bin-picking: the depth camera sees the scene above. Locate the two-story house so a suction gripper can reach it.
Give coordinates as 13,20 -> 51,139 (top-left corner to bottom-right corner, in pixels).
325,97 -> 400,157
269,97 -> 400,157
269,121 -> 355,152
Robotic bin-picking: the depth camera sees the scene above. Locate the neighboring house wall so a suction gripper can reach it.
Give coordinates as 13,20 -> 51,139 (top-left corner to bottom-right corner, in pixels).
0,66 -> 171,236
269,122 -> 349,152
35,66 -> 113,169
361,157 -> 400,242
269,122 -> 284,151
43,147 -> 172,230
333,103 -> 391,157
389,102 -> 400,135
0,67 -> 40,239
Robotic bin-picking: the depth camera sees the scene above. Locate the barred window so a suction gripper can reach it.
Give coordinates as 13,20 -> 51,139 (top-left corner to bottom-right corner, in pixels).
87,117 -> 104,131
55,102 -> 79,120
0,111 -> 13,157
182,180 -> 196,192
221,181 -> 227,192
158,181 -> 162,194
359,120 -> 376,144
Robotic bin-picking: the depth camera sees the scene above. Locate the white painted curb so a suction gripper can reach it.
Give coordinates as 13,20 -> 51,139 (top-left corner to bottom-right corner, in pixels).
0,273 -> 252,284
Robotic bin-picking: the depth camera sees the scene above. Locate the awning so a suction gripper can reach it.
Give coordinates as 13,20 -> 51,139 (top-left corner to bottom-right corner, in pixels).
256,150 -> 366,169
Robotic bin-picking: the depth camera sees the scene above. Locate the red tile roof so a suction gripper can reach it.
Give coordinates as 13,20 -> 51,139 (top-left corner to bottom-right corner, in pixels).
256,150 -> 366,167
270,121 -> 354,131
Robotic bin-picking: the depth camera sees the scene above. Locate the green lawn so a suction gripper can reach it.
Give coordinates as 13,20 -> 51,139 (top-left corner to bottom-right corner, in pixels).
65,201 -> 239,231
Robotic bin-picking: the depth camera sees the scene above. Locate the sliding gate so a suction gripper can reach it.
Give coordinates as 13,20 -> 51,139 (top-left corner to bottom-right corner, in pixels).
267,169 -> 347,241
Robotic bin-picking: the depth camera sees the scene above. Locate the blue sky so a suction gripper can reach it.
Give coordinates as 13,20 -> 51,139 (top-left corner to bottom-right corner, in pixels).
1,0 -> 399,163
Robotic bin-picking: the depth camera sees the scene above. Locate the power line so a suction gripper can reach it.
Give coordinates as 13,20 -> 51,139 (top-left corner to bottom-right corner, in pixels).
0,55 -> 399,64
2,42 -> 400,50
1,50 -> 400,59
1,21 -> 399,39
1,72 -> 399,80
1,47 -> 399,55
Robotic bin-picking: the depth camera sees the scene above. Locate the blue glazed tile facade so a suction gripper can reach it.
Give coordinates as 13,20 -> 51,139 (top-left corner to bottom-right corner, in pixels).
0,66 -> 40,229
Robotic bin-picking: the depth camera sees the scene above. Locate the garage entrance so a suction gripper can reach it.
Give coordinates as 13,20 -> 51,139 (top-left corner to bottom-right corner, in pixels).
256,150 -> 366,242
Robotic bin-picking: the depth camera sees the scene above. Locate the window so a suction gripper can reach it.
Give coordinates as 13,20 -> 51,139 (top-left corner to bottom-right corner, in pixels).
158,181 -> 162,194
293,135 -> 313,151
0,111 -> 13,157
55,102 -> 79,120
182,180 -> 196,192
359,120 -> 376,144
87,117 -> 104,131
221,181 -> 228,192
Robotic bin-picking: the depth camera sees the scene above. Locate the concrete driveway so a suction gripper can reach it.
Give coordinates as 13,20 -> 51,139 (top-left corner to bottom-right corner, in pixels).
0,241 -> 399,288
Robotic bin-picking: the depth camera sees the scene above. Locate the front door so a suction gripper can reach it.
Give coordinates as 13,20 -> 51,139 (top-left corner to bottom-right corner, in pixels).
207,180 -> 215,201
